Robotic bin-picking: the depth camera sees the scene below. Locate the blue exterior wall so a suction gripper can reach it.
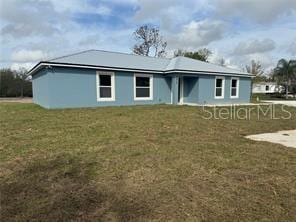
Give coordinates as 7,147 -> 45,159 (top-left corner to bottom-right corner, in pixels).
183,77 -> 199,104
168,74 -> 251,105
32,69 -> 50,108
32,67 -> 251,109
33,67 -> 171,109
196,74 -> 251,104
171,75 -> 179,105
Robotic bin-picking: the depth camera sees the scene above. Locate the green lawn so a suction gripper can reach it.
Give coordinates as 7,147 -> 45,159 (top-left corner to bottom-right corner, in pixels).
1,103 -> 296,221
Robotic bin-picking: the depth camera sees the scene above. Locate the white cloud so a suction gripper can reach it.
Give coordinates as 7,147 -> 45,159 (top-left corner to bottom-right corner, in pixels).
10,62 -> 35,71
95,5 -> 112,16
49,0 -> 112,15
287,39 -> 296,56
212,0 -> 296,23
246,53 -> 274,70
133,0 -> 209,30
209,50 -> 230,66
232,39 -> 275,55
0,0 -> 65,38
169,19 -> 227,49
11,50 -> 48,62
226,53 -> 275,73
79,35 -> 101,46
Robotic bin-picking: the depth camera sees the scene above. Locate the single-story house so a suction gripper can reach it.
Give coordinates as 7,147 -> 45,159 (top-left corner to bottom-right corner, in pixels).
28,50 -> 253,109
252,82 -> 283,94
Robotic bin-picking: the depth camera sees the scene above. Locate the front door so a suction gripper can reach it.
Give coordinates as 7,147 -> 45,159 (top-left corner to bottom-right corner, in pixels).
178,77 -> 183,104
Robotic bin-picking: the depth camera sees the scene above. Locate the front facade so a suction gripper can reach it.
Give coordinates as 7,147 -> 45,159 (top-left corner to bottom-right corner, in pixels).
30,50 -> 253,109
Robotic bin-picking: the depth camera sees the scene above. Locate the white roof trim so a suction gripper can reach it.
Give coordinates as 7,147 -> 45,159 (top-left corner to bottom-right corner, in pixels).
28,62 -> 254,77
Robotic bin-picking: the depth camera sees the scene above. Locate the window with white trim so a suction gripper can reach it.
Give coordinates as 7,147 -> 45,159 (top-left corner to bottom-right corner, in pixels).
134,74 -> 153,100
96,71 -> 115,101
230,78 -> 239,98
215,77 -> 225,99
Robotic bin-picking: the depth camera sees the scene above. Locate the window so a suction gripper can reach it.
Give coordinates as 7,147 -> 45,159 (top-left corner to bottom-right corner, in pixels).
215,77 -> 225,99
96,71 -> 115,101
265,85 -> 270,91
230,78 -> 239,98
134,74 -> 153,100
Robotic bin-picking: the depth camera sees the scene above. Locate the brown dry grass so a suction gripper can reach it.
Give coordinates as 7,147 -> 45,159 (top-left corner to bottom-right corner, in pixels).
0,103 -> 296,221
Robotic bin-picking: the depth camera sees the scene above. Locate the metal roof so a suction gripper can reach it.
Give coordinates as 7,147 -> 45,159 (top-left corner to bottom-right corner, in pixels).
29,49 -> 252,77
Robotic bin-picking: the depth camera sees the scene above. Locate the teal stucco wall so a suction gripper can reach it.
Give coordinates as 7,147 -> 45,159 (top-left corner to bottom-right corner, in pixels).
183,76 -> 199,104
32,69 -> 50,108
196,74 -> 251,104
32,67 -> 251,109
32,67 -> 171,109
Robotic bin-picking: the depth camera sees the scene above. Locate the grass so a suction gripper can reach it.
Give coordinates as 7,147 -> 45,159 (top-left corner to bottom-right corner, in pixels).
1,103 -> 296,221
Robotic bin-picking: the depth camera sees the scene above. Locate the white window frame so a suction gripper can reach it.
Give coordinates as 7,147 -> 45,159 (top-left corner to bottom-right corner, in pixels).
96,71 -> 115,101
214,76 -> 225,99
230,77 -> 239,99
134,73 -> 153,101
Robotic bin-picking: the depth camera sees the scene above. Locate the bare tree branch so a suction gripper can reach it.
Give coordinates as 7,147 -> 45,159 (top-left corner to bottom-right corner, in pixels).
133,25 -> 167,57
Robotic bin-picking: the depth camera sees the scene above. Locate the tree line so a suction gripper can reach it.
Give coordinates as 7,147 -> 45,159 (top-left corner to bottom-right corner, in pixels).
0,68 -> 32,97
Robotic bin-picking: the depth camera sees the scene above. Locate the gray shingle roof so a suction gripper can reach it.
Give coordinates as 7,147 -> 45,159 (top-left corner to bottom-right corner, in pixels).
29,49 -> 251,76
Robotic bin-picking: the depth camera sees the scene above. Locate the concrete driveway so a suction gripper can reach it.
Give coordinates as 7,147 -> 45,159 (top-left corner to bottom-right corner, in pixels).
246,130 -> 296,149
262,100 -> 296,107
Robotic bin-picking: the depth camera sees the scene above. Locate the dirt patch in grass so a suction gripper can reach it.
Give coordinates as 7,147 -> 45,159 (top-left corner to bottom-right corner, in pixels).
0,103 -> 296,221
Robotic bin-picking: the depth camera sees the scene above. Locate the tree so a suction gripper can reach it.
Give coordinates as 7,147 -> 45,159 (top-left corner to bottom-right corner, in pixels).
0,68 -> 32,97
174,48 -> 212,62
245,60 -> 265,100
16,68 -> 30,97
174,49 -> 184,57
273,59 -> 296,98
133,25 -> 167,57
245,60 -> 265,83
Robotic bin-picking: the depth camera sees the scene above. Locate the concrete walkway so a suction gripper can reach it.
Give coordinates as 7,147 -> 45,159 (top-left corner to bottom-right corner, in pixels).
0,98 -> 33,103
262,100 -> 296,107
246,130 -> 296,149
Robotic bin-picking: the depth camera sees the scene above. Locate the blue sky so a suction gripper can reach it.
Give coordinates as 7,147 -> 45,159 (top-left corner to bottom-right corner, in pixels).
0,0 -> 295,73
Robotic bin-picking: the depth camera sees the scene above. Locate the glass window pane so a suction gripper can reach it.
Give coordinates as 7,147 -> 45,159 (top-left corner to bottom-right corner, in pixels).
231,88 -> 237,96
216,79 -> 222,87
100,87 -> 111,98
232,79 -> 237,87
216,88 -> 222,97
100,75 -> 111,86
136,77 -> 150,87
136,88 -> 150,97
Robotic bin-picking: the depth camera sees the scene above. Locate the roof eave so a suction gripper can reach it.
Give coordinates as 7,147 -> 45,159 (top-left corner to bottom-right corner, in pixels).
27,61 -> 46,76
28,61 -> 254,78
28,61 -> 165,76
164,69 -> 253,77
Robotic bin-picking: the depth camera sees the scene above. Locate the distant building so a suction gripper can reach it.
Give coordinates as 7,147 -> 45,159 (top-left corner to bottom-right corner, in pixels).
252,82 -> 283,94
